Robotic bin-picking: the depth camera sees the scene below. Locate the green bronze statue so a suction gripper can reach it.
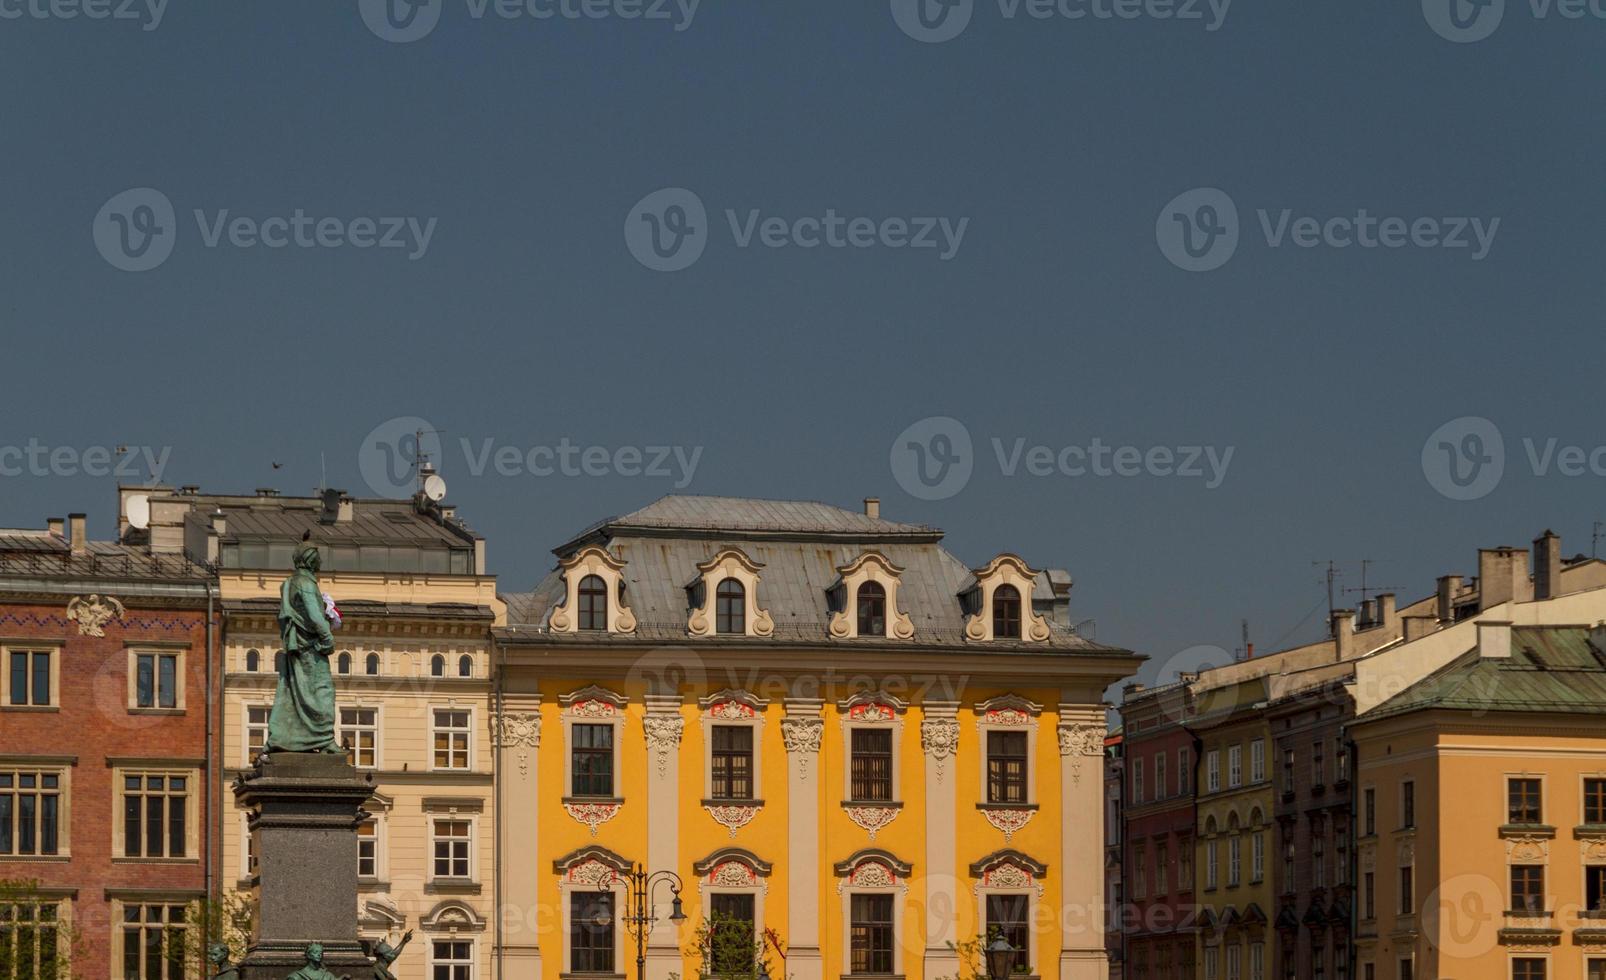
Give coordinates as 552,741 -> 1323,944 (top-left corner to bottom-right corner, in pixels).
286,944 -> 346,980
265,541 -> 342,755
369,930 -> 413,980
207,944 -> 239,980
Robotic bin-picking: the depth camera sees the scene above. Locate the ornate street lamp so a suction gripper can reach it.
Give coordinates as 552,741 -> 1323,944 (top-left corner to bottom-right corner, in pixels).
984,936 -> 1019,980
619,862 -> 688,980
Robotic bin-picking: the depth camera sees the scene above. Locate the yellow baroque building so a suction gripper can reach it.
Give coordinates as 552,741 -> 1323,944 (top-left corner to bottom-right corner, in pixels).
491,496 -> 1141,980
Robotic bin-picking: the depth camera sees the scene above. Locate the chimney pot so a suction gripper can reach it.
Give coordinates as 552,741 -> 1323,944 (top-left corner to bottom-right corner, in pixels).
1331,609 -> 1357,660
68,513 -> 87,555
1437,575 -> 1462,622
1402,615 -> 1436,643
46,517 -> 64,537
863,497 -> 880,520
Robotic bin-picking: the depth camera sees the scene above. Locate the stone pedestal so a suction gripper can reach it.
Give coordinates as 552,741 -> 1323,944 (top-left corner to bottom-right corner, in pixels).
233,752 -> 376,980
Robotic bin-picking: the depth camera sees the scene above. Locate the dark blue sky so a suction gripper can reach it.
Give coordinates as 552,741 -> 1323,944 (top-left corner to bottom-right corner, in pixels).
5,0 -> 1604,684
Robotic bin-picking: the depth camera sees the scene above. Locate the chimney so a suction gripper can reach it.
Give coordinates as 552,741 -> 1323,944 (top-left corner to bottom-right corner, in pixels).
1534,530 -> 1562,601
1377,593 -> 1397,629
68,513 -> 87,555
1478,620 -> 1513,659
1479,547 -> 1531,610
863,497 -> 880,520
1331,609 -> 1356,660
1402,615 -> 1436,643
1359,598 -> 1376,628
1437,575 -> 1462,622
255,488 -> 279,498
46,517 -> 64,538
1245,643 -> 1254,659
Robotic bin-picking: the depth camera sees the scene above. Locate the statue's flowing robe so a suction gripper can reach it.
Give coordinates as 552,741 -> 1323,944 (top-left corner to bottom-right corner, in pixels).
265,550 -> 338,753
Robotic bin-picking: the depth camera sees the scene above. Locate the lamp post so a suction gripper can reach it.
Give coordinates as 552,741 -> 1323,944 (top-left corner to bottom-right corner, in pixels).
619,862 -> 688,980
983,936 -> 1019,980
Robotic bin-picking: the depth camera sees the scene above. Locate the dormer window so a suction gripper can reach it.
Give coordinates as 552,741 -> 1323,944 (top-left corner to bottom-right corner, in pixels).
993,585 -> 1022,639
857,582 -> 886,636
578,575 -> 609,631
716,579 -> 746,634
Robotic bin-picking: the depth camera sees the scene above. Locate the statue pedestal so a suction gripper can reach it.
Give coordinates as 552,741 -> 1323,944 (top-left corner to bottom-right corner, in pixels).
234,752 -> 376,980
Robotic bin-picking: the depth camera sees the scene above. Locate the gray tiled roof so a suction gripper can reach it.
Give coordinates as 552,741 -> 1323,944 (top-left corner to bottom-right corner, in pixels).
506,494 -> 1111,652
196,499 -> 472,547
0,531 -> 207,580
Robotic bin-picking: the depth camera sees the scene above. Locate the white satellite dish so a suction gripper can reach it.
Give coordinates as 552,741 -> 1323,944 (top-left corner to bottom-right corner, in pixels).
423,474 -> 448,502
126,494 -> 150,530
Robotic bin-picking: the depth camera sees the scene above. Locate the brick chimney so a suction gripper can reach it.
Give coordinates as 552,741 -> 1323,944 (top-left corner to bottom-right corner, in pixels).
1479,547 -> 1531,610
1332,609 -> 1356,660
1437,575 -> 1462,622
1533,530 -> 1562,601
46,517 -> 64,538
1478,620 -> 1513,659
863,497 -> 880,520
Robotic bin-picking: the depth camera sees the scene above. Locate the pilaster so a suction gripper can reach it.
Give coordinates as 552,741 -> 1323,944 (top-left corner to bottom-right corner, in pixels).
1057,701 -> 1110,980
781,697 -> 825,980
921,702 -> 962,979
644,693 -> 686,980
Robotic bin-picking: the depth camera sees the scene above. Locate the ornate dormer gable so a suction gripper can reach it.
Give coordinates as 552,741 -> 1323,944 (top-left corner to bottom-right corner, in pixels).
548,546 -> 637,635
687,548 -> 774,638
962,554 -> 1051,643
827,552 -> 915,640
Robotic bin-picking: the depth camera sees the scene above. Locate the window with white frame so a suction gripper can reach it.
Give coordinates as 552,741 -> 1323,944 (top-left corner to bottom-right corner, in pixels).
1156,841 -> 1169,894
1132,757 -> 1145,806
1206,751 -> 1220,793
569,891 -> 614,973
4,647 -> 56,708
430,819 -> 472,880
241,813 -> 256,880
118,771 -> 191,859
340,706 -> 379,769
245,705 -> 270,764
1227,745 -> 1242,788
357,818 -> 379,880
1155,752 -> 1167,801
1250,739 -> 1264,783
1206,840 -> 1218,889
1250,943 -> 1264,980
849,893 -> 895,975
1228,835 -> 1242,887
1205,948 -> 1219,980
1312,740 -> 1325,787
983,894 -> 1030,972
432,709 -> 471,771
849,728 -> 893,803
1227,943 -> 1241,980
130,650 -> 181,710
571,723 -> 615,798
1178,747 -> 1191,796
1251,831 -> 1265,882
431,939 -> 474,980
0,768 -> 64,857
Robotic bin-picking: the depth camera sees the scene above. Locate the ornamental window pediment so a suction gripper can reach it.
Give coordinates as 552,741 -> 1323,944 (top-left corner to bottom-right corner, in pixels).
687,549 -> 773,638
827,552 -> 915,640
548,547 -> 637,635
962,555 -> 1051,643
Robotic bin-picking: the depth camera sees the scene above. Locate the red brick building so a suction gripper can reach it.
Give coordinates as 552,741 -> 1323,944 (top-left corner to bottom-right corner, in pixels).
0,512 -> 213,980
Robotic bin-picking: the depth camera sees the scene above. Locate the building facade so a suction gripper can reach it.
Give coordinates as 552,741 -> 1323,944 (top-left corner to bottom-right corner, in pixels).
0,512 -> 213,980
1106,730 -> 1125,980
492,495 -> 1142,980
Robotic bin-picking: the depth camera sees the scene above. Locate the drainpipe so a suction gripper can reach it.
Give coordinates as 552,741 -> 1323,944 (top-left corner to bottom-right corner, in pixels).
205,579 -> 217,907
493,634 -> 504,980
1346,730 -> 1359,980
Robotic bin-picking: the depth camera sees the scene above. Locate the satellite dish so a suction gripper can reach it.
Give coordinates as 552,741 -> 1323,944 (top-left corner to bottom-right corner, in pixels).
423,474 -> 447,502
126,494 -> 150,530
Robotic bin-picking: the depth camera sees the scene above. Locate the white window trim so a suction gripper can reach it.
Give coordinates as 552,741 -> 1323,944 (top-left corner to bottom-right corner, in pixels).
688,549 -> 774,639
1131,757 -> 1145,806
837,860 -> 909,978
548,546 -> 638,635
838,696 -> 904,805
974,695 -> 1042,806
1207,750 -> 1221,793
242,701 -> 272,767
827,552 -> 915,640
561,686 -> 627,801
1178,748 -> 1191,797
0,642 -> 62,709
557,862 -> 628,975
1228,745 -> 1242,788
1250,739 -> 1265,783
1154,752 -> 1167,802
338,701 -> 385,771
700,690 -> 770,803
427,813 -> 479,885
977,883 -> 1040,975
697,858 -> 769,968
239,811 -> 254,881
427,935 -> 479,980
1504,770 -> 1547,825
126,647 -> 186,713
112,767 -> 199,861
429,703 -> 477,774
358,811 -> 388,884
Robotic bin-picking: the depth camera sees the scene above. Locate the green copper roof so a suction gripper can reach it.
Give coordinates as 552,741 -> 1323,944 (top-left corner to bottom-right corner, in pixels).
1363,625 -> 1606,721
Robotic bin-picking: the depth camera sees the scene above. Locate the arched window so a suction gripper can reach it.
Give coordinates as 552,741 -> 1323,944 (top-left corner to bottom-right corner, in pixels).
245,649 -> 259,672
273,651 -> 285,673
715,578 -> 745,634
856,581 -> 886,637
578,575 -> 609,632
458,655 -> 472,678
337,652 -> 351,674
992,585 -> 1022,639
430,654 -> 445,677
365,653 -> 380,676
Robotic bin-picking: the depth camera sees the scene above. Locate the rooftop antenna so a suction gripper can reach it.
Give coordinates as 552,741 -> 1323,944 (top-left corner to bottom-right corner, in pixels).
1235,618 -> 1250,661
1312,560 -> 1341,634
1341,559 -> 1404,612
320,453 -> 327,494
1594,521 -> 1604,559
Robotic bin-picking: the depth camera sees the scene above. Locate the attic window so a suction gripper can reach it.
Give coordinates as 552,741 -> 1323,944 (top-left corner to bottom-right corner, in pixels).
993,585 -> 1022,639
857,582 -> 886,636
716,579 -> 746,635
578,575 -> 609,632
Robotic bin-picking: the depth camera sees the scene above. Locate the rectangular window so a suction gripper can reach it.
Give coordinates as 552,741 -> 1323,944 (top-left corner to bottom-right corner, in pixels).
985,894 -> 1029,970
433,709 -> 470,771
1282,749 -> 1295,793
571,723 -> 614,798
1363,871 -> 1375,919
0,900 -> 60,980
1133,847 -> 1147,900
1312,741 -> 1325,786
1226,944 -> 1241,980
431,820 -> 471,880
1313,832 -> 1326,888
708,892 -> 756,972
1154,753 -> 1167,801
6,650 -> 52,707
432,940 -> 473,980
134,652 -> 179,709
1251,832 -> 1265,882
1402,781 -> 1415,829
1132,757 -> 1145,806
987,730 -> 1028,805
849,893 -> 895,975
1508,778 -> 1542,825
122,903 -> 188,980
1206,841 -> 1219,890
570,892 -> 613,974
1205,948 -> 1218,980
1398,959 -> 1412,980
850,728 -> 893,803
1512,960 -> 1546,980
1398,865 -> 1414,914
1587,779 -> 1606,825
1364,788 -> 1376,835
1228,745 -> 1242,788
1178,748 -> 1191,796
1228,836 -> 1241,887
122,773 -> 186,858
711,725 -> 755,801
1312,949 -> 1324,980
357,820 -> 377,880
1586,865 -> 1606,912
245,706 -> 270,764
1511,865 -> 1544,913
0,770 -> 61,856
1587,958 -> 1605,980
1156,842 -> 1169,895
340,707 -> 379,769
1336,741 -> 1349,782
1250,740 -> 1264,783
1206,751 -> 1220,793
1178,838 -> 1193,888
1250,943 -> 1264,980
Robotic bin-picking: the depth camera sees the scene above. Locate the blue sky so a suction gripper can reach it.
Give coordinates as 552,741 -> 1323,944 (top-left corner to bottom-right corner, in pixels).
4,0 -> 1605,684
